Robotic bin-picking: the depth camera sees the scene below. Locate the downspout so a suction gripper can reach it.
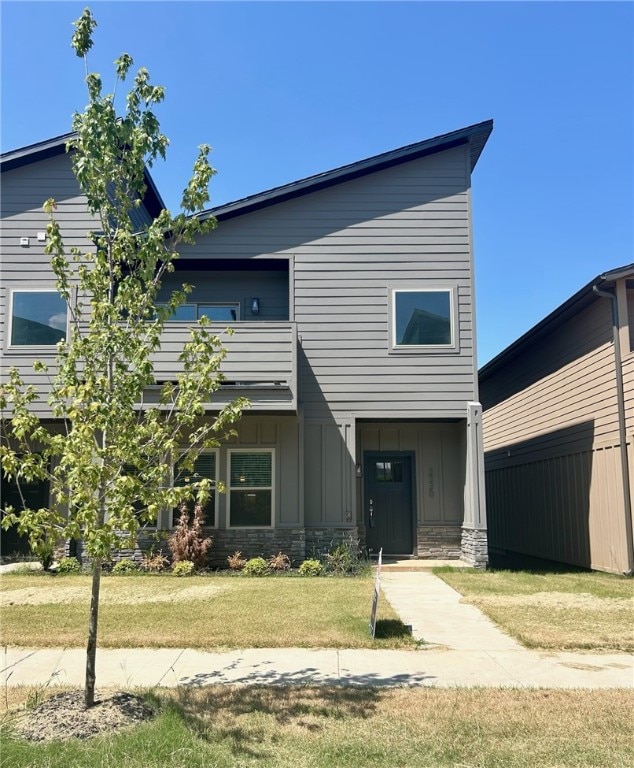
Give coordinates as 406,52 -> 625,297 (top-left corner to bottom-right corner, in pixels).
593,282 -> 634,575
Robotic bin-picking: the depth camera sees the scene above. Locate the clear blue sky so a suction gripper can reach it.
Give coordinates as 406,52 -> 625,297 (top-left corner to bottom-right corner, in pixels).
2,1 -> 632,365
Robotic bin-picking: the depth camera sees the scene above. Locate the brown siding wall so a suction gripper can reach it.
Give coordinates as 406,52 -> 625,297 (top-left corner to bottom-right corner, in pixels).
482,298 -> 617,450
624,287 -> 634,436
485,442 -> 629,573
481,289 -> 633,574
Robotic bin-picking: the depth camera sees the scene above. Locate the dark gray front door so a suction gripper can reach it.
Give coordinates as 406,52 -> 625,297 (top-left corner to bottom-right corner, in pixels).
364,453 -> 414,555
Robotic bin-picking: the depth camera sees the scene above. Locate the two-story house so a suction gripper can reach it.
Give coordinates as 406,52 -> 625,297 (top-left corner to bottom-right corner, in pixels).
1,120 -> 492,567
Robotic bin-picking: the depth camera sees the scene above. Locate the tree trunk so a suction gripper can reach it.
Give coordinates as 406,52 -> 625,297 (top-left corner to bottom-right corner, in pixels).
85,557 -> 102,708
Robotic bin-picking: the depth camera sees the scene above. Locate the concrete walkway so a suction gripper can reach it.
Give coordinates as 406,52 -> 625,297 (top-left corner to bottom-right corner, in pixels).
1,572 -> 632,690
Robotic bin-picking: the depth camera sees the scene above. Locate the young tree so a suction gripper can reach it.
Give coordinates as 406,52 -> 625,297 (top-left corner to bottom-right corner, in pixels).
0,8 -> 247,708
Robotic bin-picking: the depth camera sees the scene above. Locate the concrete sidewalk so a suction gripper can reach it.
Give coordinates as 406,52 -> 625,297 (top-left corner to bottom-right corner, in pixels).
2,645 -> 632,690
1,572 -> 632,689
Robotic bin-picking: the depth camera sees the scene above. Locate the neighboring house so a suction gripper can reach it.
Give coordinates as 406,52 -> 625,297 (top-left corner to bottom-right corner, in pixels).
480,266 -> 634,575
1,120 -> 492,567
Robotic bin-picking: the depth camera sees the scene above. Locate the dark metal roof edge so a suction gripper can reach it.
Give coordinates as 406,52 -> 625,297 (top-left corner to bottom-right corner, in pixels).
1,131 -> 166,215
141,166 -> 166,217
601,263 -> 634,282
479,263 -> 634,381
201,119 -> 494,223
0,132 -> 76,171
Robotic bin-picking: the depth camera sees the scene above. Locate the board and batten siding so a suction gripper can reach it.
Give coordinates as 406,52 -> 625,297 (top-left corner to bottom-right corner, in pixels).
221,415 -> 301,528
358,421 -> 465,526
304,420 -> 355,526
177,144 -> 477,421
481,293 -> 632,573
1,153 -> 97,414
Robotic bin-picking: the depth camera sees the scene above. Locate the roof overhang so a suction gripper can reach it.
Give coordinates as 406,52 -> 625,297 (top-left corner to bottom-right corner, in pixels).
0,132 -> 165,218
479,263 -> 634,381
199,119 -> 493,223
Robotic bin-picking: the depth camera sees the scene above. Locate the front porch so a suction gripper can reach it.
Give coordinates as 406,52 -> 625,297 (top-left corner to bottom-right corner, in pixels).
356,413 -> 488,567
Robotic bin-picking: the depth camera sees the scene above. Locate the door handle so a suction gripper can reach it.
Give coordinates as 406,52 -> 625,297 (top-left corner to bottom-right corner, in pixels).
369,498 -> 374,527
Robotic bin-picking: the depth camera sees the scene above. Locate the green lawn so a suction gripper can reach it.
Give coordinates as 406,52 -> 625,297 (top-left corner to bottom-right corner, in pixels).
435,567 -> 634,651
2,686 -> 632,767
0,573 -> 414,649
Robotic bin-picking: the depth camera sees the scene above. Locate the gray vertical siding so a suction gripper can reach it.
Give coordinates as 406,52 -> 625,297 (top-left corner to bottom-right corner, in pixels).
357,421 -> 465,527
304,420 -> 355,526
219,415 -> 301,528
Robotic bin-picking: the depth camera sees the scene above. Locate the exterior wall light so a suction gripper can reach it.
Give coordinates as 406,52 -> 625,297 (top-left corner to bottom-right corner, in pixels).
251,297 -> 260,314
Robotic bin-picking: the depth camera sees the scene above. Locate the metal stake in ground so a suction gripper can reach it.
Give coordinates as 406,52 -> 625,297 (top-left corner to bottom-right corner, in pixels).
369,548 -> 383,639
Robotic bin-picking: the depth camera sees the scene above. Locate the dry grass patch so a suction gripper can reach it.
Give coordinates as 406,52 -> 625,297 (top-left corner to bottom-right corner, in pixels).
436,567 -> 634,651
0,573 -> 414,650
2,685 -> 632,767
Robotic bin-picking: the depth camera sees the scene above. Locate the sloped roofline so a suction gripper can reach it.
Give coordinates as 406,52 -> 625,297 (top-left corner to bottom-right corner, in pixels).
0,132 -> 165,218
201,119 -> 493,222
479,263 -> 634,381
2,120 -> 492,226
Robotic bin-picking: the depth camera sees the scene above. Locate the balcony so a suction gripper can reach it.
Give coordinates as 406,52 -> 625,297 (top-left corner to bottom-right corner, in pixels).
151,321 -> 298,412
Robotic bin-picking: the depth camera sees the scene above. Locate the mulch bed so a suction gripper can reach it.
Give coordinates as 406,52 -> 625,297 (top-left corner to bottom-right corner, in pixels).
8,690 -> 154,742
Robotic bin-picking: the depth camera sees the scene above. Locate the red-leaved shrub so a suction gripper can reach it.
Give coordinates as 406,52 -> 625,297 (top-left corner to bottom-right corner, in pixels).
167,502 -> 212,570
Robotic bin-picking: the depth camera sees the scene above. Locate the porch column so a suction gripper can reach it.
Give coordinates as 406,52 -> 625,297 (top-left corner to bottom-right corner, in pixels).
461,402 -> 488,567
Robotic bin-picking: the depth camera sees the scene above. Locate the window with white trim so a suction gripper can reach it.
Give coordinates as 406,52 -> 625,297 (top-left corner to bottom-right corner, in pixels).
391,288 -> 454,348
228,450 -> 273,527
172,452 -> 217,527
10,290 -> 67,346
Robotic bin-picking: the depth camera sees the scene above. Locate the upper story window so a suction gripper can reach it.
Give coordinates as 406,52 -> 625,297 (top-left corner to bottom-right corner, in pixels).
390,288 -> 456,350
161,303 -> 239,322
10,290 -> 67,347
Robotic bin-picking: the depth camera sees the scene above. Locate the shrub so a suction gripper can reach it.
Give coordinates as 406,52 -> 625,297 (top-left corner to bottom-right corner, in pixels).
168,503 -> 212,569
57,556 -> 81,574
267,551 -> 291,572
325,537 -> 365,575
242,557 -> 269,576
227,551 -> 247,571
172,560 -> 195,577
112,559 -> 139,575
299,559 -> 323,577
30,538 -> 55,571
141,549 -> 169,573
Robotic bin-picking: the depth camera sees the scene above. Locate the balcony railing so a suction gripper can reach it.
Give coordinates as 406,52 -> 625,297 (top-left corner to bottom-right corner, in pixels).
152,321 -> 297,411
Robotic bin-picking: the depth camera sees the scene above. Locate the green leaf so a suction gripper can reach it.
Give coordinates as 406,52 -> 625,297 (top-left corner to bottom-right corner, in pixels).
71,8 -> 97,59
